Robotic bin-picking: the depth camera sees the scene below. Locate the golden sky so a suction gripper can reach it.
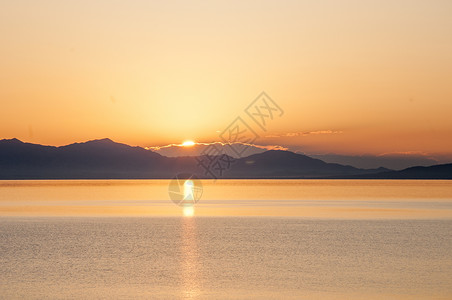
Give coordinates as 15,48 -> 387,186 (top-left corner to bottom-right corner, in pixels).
1,0 -> 451,157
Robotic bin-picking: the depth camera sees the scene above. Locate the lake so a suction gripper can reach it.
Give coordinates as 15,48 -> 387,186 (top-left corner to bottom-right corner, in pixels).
1,180 -> 452,299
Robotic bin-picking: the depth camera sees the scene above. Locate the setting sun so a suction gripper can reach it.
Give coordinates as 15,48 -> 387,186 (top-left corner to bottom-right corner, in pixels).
181,141 -> 195,147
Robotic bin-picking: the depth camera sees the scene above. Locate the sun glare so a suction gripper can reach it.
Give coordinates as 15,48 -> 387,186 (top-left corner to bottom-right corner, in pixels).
182,141 -> 195,147
183,206 -> 194,217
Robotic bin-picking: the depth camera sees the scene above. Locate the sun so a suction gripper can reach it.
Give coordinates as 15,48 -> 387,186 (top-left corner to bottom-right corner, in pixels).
181,140 -> 195,147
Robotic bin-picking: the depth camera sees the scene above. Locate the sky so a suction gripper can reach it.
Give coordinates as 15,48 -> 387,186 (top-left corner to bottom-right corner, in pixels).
1,0 -> 452,162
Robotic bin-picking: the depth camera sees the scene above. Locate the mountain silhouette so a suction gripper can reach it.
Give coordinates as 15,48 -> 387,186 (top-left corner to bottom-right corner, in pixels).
351,163 -> 452,179
0,138 -> 167,179
223,150 -> 387,178
0,138 -> 448,179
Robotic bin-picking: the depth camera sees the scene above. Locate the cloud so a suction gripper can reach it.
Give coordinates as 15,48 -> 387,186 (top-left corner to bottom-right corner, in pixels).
145,141 -> 288,157
377,151 -> 434,158
265,130 -> 343,138
146,142 -> 205,151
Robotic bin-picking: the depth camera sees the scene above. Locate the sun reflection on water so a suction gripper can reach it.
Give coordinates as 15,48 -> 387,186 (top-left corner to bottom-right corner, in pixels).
181,217 -> 201,298
183,205 -> 194,217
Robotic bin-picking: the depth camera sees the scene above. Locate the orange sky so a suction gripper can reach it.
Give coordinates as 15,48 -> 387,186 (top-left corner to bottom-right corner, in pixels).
1,0 -> 451,158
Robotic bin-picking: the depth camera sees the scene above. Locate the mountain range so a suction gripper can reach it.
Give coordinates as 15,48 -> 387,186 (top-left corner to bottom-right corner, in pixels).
149,142 -> 443,170
0,138 -> 451,179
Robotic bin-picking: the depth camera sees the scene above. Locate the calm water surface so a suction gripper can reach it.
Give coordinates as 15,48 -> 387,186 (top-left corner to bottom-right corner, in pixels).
0,180 -> 451,299
1,180 -> 452,218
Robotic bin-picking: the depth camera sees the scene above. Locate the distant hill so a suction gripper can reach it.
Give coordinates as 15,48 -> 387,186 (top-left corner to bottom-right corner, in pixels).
351,163 -> 452,179
223,150 -> 388,178
309,153 -> 440,170
0,138 -> 170,179
0,138 -> 448,179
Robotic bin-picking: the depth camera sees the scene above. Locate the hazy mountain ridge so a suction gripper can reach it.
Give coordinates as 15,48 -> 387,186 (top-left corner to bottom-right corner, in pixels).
0,138 -> 450,179
309,153 -> 441,170
348,164 -> 452,179
222,150 -> 389,178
